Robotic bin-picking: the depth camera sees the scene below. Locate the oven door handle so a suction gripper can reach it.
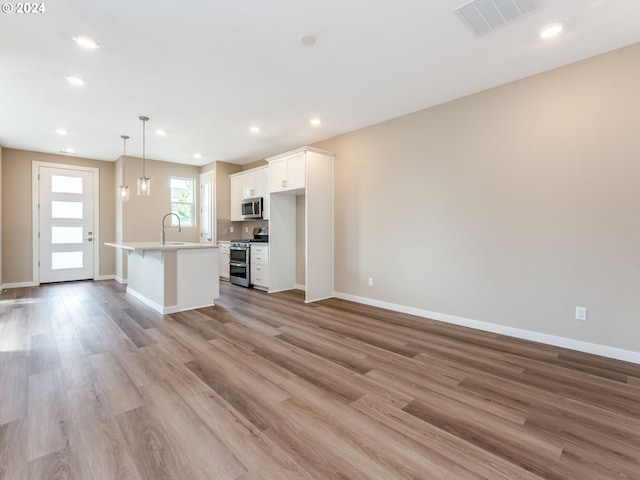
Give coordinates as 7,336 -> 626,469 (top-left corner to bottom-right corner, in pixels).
229,261 -> 247,267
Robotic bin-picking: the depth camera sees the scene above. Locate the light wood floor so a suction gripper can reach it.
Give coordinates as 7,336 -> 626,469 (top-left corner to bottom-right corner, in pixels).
1,280 -> 639,479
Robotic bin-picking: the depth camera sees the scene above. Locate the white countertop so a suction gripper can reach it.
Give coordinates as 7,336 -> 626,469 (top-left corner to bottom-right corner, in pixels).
105,242 -> 219,251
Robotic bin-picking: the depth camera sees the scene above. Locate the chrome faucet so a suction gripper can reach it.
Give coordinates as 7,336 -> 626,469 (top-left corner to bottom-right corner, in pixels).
161,213 -> 181,244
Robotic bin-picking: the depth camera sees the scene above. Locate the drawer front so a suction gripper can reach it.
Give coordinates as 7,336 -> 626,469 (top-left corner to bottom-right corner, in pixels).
251,253 -> 269,266
251,244 -> 269,255
251,265 -> 269,287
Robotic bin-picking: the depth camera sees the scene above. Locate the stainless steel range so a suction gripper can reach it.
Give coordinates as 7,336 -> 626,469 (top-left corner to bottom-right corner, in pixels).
229,227 -> 268,287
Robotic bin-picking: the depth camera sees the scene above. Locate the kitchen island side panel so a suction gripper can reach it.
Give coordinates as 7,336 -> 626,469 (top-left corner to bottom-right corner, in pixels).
127,249 -> 178,312
177,248 -> 219,310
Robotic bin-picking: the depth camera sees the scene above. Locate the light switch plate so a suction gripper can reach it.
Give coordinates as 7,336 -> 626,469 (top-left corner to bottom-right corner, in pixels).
576,306 -> 587,321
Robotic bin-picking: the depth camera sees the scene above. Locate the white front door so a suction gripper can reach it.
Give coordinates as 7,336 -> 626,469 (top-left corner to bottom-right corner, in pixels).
199,171 -> 215,244
38,166 -> 95,283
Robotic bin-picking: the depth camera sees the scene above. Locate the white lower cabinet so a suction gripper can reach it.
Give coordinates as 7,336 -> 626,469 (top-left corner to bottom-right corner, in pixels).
219,243 -> 230,280
250,244 -> 269,289
251,264 -> 269,288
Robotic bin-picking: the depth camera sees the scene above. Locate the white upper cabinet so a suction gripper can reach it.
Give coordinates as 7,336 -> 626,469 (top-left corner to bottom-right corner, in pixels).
269,151 -> 305,193
243,168 -> 267,198
230,175 -> 244,221
229,166 -> 269,221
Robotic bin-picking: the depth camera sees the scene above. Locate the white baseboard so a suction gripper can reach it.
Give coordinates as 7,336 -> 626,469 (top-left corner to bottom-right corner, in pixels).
267,287 -> 295,294
95,275 -> 115,281
114,275 -> 128,285
305,294 -> 333,303
1,281 -> 38,289
295,284 -> 307,291
334,291 -> 640,365
126,287 -> 177,314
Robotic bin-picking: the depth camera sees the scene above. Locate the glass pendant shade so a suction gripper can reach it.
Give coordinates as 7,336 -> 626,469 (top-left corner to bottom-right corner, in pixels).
119,184 -> 130,201
119,134 -> 130,202
137,176 -> 151,195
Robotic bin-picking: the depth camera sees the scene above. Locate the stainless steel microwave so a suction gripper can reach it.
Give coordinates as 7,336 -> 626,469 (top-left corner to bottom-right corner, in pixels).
241,197 -> 263,220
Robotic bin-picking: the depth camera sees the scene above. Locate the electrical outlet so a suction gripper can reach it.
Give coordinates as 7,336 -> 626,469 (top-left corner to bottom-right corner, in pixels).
245,227 -> 249,233
368,277 -> 374,287
229,226 -> 234,233
575,306 -> 587,321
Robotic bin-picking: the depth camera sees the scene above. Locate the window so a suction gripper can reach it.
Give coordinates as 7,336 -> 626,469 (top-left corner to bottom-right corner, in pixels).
170,177 -> 195,227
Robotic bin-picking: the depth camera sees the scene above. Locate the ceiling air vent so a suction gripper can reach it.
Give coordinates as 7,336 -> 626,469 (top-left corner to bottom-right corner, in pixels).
455,0 -> 540,36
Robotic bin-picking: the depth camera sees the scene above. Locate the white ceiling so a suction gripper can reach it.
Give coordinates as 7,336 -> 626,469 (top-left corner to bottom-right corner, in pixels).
1,0 -> 639,166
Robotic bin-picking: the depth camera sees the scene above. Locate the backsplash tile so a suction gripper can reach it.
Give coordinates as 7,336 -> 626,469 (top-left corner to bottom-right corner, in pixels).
217,219 -> 268,241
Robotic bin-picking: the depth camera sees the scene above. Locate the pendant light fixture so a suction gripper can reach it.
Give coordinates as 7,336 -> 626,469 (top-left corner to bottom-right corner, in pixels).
137,115 -> 151,196
118,135 -> 130,202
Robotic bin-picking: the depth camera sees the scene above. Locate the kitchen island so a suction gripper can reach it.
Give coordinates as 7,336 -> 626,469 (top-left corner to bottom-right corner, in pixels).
105,242 -> 219,314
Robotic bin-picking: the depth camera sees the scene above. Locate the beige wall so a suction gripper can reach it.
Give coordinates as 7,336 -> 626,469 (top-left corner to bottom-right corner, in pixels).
242,159 -> 267,171
120,157 -> 201,243
314,43 -> 640,354
1,148 -> 116,284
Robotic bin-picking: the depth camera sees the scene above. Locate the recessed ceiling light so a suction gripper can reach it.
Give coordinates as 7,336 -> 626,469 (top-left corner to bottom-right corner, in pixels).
249,126 -> 261,134
299,34 -> 316,46
155,129 -> 167,136
72,35 -> 100,50
540,22 -> 564,39
194,153 -> 202,159
65,75 -> 85,86
61,147 -> 76,154
56,128 -> 68,135
310,117 -> 322,126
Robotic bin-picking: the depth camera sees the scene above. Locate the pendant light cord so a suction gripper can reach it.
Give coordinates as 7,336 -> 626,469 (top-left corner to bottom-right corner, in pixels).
142,117 -> 146,177
136,116 -> 150,196
121,135 -> 128,184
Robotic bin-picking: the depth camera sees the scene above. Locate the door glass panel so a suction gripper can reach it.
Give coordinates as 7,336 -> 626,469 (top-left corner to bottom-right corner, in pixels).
51,226 -> 83,244
51,201 -> 83,219
51,175 -> 83,194
51,251 -> 83,270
